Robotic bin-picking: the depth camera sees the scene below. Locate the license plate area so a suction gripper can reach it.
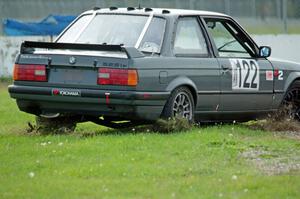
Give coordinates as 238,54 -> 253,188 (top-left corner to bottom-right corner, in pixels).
49,68 -> 97,85
64,69 -> 83,82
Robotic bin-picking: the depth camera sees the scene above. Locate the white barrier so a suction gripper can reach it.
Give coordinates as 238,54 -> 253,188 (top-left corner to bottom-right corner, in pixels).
0,36 -> 51,77
0,35 -> 300,77
253,35 -> 300,64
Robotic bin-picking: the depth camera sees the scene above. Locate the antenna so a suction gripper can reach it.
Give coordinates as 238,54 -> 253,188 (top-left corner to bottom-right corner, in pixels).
137,0 -> 142,9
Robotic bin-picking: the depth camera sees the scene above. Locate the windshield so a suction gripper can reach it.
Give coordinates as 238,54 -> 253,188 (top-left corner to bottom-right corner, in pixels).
57,14 -> 166,53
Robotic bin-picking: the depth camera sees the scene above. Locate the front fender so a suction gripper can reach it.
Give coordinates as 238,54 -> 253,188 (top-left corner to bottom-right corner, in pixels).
284,72 -> 300,91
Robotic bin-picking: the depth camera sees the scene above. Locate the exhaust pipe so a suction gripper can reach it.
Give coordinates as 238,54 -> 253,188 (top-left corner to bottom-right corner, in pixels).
40,113 -> 60,119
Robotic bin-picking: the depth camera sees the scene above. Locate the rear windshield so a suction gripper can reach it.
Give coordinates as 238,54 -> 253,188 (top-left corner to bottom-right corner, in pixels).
57,14 -> 166,53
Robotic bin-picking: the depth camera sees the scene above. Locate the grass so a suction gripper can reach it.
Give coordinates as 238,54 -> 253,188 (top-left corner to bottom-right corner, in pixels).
0,77 -> 12,84
0,83 -> 300,198
246,25 -> 300,35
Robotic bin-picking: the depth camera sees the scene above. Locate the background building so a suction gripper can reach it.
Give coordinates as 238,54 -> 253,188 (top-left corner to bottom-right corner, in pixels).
1,0 -> 300,77
1,0 -> 300,35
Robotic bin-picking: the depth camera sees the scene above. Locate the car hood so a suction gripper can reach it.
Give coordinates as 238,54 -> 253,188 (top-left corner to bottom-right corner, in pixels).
268,57 -> 300,70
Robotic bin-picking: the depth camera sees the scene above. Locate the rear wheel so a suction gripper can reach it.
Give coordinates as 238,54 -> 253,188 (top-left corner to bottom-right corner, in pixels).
281,81 -> 300,120
35,116 -> 77,133
161,86 -> 195,121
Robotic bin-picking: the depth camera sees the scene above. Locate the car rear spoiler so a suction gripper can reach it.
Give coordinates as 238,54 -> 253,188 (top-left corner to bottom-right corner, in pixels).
20,41 -> 145,59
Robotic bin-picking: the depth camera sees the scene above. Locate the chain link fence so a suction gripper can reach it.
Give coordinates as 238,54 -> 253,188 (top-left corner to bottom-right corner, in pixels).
1,0 -> 300,34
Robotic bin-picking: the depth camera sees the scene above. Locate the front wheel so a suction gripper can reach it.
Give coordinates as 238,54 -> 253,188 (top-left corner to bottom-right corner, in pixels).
161,86 -> 195,121
281,81 -> 300,120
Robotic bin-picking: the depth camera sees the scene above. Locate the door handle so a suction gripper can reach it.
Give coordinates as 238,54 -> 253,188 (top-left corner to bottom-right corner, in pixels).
221,65 -> 230,70
221,65 -> 231,75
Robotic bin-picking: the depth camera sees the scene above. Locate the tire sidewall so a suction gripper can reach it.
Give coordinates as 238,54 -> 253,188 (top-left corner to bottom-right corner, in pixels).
162,86 -> 195,121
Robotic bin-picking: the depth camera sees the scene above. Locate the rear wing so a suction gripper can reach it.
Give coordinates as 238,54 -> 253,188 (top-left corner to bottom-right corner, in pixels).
20,41 -> 145,59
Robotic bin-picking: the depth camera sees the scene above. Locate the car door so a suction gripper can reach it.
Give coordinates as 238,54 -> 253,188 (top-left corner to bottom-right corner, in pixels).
202,17 -> 274,112
172,16 -> 221,113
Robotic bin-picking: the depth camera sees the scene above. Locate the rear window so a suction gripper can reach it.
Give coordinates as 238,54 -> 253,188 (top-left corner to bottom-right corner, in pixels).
57,14 -> 166,53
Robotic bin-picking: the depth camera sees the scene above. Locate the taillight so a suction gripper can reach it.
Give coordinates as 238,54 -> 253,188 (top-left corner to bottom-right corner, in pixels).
98,68 -> 138,86
13,64 -> 47,82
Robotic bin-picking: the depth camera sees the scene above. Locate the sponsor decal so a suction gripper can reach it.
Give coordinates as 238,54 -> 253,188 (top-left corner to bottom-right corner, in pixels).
266,70 -> 273,81
230,59 -> 259,90
20,55 -> 48,59
52,89 -> 81,97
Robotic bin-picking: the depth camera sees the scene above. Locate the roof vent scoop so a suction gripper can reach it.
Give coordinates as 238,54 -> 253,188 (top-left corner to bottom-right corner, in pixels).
109,7 -> 118,11
137,4 -> 143,10
93,7 -> 101,11
127,7 -> 135,11
162,10 -> 170,14
145,8 -> 153,12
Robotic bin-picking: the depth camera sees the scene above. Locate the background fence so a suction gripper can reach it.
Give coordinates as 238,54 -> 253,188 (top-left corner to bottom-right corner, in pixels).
1,0 -> 300,77
1,0 -> 300,34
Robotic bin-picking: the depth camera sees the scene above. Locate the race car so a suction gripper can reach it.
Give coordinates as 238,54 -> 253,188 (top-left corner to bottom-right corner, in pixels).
8,7 -> 300,129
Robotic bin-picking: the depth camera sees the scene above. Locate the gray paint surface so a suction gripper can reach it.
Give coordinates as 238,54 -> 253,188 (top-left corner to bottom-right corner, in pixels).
7,9 -> 300,122
2,34 -> 300,77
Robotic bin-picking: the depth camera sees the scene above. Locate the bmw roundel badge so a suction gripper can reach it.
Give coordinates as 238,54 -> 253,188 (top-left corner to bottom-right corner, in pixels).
69,56 -> 76,64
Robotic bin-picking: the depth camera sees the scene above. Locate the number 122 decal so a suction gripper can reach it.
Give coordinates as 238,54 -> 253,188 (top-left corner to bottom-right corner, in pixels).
230,59 -> 259,90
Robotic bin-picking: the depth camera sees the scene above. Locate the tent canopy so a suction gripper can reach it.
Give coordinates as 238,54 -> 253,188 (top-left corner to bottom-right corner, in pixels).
3,15 -> 76,36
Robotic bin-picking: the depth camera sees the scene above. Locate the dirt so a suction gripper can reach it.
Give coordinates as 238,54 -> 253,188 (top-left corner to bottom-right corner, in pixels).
240,148 -> 300,175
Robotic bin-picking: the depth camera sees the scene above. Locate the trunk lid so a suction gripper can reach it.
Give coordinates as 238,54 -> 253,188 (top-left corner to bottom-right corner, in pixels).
16,41 -> 143,89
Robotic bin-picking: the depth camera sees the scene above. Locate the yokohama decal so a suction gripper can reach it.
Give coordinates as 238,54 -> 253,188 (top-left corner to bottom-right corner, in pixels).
230,59 -> 260,90
52,89 -> 81,97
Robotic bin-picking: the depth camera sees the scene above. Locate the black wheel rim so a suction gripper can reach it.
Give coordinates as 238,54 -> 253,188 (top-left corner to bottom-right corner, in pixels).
283,88 -> 300,120
172,92 -> 193,120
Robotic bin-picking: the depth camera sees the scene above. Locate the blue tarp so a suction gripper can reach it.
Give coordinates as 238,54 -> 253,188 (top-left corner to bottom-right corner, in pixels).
3,15 -> 76,36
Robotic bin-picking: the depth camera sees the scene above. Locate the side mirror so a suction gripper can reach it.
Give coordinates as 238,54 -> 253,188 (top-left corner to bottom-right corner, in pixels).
259,46 -> 271,58
206,21 -> 216,29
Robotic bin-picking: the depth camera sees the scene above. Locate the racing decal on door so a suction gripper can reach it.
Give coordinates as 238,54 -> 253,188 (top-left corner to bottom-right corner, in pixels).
274,69 -> 284,80
230,59 -> 259,90
266,70 -> 273,81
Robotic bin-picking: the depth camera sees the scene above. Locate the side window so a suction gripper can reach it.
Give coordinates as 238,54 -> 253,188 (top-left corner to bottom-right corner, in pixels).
139,17 -> 166,54
204,18 -> 254,58
174,17 -> 208,56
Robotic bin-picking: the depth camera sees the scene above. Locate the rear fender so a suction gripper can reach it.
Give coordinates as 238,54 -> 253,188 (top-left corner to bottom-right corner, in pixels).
166,76 -> 198,103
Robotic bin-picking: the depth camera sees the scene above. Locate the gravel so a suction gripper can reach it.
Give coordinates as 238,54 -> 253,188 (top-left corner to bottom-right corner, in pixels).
241,148 -> 300,175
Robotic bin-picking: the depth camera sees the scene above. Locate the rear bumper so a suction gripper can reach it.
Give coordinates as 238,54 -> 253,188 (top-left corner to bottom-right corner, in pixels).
8,85 -> 170,121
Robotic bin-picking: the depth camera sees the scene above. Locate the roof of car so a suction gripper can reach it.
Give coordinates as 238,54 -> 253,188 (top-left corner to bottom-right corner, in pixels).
83,7 -> 228,17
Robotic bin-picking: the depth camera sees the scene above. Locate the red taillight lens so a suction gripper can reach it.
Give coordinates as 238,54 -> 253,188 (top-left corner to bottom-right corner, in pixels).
13,64 -> 47,82
98,68 -> 138,86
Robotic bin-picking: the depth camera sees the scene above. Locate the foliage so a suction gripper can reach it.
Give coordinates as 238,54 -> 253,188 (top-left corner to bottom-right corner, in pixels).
0,77 -> 12,84
152,117 -> 192,133
1,84 -> 300,199
244,105 -> 300,132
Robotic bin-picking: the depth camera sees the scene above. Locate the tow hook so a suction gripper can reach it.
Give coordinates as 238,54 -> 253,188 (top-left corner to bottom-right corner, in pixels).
105,92 -> 110,105
40,113 -> 60,118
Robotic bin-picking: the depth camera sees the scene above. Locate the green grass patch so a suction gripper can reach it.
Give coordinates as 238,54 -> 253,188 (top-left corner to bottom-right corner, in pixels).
0,83 -> 300,199
0,77 -> 12,84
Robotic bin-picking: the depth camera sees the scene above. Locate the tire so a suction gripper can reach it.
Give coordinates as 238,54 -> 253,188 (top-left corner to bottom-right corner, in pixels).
281,80 -> 300,120
161,86 -> 195,121
36,116 -> 77,133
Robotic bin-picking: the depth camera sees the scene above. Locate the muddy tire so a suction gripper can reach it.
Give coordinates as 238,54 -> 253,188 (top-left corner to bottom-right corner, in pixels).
161,86 -> 195,121
36,116 -> 77,133
281,80 -> 300,120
